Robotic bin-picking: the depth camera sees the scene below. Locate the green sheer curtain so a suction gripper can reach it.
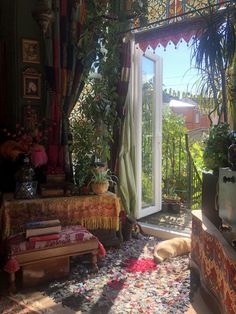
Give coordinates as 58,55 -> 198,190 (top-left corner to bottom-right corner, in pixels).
118,82 -> 137,217
229,52 -> 236,130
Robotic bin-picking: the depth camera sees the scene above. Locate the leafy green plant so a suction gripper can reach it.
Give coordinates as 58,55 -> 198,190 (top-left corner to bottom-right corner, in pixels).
71,72 -> 118,189
70,3 -> 129,181
191,2 -> 236,123
203,123 -> 230,172
90,169 -> 118,185
162,108 -> 188,200
163,186 -> 181,203
78,77 -> 117,163
90,170 -> 109,183
70,110 -> 96,188
189,141 -> 205,176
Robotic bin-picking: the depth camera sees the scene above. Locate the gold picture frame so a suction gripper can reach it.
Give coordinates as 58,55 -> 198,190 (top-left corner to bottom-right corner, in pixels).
23,68 -> 41,100
22,39 -> 40,64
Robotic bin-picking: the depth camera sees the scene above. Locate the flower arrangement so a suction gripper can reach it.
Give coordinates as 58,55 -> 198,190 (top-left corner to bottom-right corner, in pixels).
0,106 -> 51,168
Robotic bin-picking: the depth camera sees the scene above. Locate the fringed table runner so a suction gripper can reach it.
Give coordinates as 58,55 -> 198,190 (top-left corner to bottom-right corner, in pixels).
1,193 -> 121,240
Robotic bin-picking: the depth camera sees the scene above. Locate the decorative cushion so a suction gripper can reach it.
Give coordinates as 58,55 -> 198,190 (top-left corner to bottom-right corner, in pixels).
7,225 -> 99,254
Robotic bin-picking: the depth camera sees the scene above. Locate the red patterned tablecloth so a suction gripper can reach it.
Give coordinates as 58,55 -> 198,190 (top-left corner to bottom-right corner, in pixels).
1,193 -> 120,240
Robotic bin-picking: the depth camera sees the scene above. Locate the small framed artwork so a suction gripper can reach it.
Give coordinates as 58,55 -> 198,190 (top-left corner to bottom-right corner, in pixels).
23,68 -> 41,100
22,39 -> 40,64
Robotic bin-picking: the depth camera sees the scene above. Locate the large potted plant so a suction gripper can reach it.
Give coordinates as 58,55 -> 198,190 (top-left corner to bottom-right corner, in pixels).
203,123 -> 230,174
70,75 -> 117,192
190,3 -> 235,227
192,3 -> 236,124
202,123 -> 230,227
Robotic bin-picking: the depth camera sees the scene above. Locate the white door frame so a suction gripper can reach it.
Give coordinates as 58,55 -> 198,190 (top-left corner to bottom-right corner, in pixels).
133,44 -> 163,219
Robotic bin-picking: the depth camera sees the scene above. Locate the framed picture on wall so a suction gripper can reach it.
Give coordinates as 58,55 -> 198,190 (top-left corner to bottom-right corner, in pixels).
22,39 -> 40,64
23,68 -> 41,100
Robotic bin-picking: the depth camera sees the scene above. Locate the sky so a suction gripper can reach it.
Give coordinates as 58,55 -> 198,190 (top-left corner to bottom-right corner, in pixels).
155,40 -> 200,96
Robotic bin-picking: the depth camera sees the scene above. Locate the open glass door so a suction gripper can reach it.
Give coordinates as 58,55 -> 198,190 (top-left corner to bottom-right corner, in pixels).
134,46 -> 162,219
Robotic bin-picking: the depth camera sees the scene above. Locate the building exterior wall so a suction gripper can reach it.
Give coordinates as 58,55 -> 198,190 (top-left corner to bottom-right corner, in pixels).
171,106 -> 210,130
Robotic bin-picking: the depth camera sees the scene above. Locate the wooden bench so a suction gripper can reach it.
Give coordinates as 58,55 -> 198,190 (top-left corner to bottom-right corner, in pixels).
4,225 -> 104,292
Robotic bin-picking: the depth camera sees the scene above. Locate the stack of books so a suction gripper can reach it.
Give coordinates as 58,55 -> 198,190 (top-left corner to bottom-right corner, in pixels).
39,173 -> 66,197
25,219 -> 62,242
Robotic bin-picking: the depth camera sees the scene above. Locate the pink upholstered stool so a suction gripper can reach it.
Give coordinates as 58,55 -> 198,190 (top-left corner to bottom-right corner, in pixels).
4,225 -> 105,292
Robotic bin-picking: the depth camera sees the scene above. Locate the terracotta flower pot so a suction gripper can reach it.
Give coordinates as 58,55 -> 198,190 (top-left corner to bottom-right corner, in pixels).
91,181 -> 109,195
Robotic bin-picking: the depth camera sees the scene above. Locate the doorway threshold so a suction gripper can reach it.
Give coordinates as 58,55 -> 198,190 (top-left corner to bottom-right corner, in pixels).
138,207 -> 192,239
139,222 -> 191,240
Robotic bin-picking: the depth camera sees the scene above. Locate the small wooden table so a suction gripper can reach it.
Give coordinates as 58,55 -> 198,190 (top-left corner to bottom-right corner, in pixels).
5,225 -> 100,291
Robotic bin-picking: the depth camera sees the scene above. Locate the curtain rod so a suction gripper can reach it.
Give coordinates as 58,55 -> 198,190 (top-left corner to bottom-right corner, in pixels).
126,0 -> 232,34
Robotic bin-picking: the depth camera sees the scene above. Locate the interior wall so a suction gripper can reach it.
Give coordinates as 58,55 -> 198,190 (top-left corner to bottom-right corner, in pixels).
0,0 -> 15,127
0,0 -> 45,130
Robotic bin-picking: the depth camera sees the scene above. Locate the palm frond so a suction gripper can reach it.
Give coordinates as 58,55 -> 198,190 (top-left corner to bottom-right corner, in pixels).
191,2 -> 236,123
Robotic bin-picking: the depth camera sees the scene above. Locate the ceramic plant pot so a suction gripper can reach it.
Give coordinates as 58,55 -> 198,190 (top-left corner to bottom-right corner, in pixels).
91,181 -> 109,195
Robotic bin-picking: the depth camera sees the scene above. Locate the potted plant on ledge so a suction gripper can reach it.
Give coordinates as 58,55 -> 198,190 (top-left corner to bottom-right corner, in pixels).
202,123 -> 230,228
162,188 -> 182,214
203,123 -> 230,174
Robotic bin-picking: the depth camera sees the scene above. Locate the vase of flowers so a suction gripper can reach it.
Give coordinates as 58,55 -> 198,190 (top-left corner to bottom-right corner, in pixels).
0,106 -> 49,167
0,106 -> 51,190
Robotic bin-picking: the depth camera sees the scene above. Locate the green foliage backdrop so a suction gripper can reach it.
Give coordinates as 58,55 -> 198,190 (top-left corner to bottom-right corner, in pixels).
162,108 -> 188,200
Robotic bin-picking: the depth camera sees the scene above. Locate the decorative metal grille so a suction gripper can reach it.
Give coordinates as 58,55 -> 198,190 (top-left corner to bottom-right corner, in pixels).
131,0 -> 230,30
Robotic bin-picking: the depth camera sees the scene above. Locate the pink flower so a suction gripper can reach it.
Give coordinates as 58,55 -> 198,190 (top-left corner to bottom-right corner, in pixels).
31,144 -> 48,167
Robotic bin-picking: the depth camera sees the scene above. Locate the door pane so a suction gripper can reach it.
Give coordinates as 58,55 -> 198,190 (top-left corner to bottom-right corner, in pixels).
142,56 -> 155,208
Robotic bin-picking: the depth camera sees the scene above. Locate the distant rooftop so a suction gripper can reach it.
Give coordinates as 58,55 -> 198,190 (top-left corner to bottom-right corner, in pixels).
169,99 -> 196,108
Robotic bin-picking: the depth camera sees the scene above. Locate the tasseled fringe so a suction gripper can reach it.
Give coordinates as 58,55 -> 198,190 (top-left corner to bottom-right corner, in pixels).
97,242 -> 106,257
79,217 -> 119,231
3,194 -> 122,239
4,255 -> 20,273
